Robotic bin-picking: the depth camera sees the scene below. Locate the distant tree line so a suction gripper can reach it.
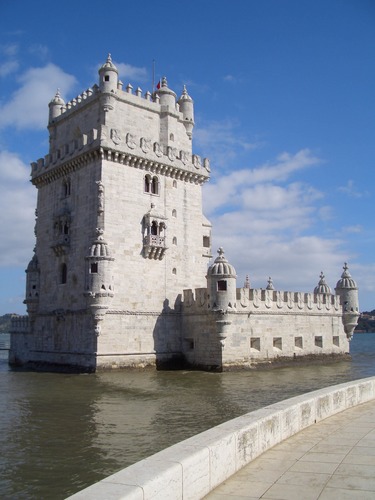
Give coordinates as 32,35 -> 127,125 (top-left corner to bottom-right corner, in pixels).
355,310 -> 375,333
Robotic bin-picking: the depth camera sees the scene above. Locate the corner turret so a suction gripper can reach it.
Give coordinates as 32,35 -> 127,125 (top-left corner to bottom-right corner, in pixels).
24,252 -> 40,319
155,77 -> 177,109
207,248 -> 237,311
98,53 -> 119,93
48,89 -> 65,123
335,263 -> 359,339
178,85 -> 195,138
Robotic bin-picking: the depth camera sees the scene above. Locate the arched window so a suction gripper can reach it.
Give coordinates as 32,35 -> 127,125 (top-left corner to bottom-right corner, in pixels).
144,174 -> 151,193
173,180 -> 177,188
172,236 -> 177,245
172,209 -> 177,218
151,176 -> 159,195
60,263 -> 67,284
144,175 -> 159,195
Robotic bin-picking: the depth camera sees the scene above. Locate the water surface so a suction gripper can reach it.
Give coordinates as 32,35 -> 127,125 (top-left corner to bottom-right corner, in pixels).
0,333 -> 374,499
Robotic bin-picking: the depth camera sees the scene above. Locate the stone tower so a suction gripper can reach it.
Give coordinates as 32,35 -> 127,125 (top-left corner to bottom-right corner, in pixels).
10,54 -> 212,372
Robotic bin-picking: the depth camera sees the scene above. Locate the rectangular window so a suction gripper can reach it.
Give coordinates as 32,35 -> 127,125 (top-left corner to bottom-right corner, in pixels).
315,336 -> 323,348
90,263 -> 98,273
203,236 -> 210,248
295,337 -> 303,349
333,336 -> 340,347
250,337 -> 260,351
217,280 -> 227,291
273,337 -> 282,350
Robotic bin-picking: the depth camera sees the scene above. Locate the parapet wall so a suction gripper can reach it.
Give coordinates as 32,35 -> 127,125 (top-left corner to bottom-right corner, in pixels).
68,377 -> 375,499
183,287 -> 342,315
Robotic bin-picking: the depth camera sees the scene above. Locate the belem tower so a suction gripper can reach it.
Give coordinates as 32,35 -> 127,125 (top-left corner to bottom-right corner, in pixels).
9,54 -> 360,372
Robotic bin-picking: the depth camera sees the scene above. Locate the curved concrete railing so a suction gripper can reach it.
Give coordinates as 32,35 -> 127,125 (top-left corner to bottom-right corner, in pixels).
68,376 -> 375,500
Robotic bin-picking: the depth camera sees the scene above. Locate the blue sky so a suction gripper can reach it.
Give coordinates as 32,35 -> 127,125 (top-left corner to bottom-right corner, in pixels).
0,0 -> 374,314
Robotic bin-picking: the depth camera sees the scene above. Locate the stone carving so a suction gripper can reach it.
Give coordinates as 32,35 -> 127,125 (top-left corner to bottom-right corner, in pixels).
167,146 -> 177,161
126,132 -> 136,149
141,137 -> 151,154
153,141 -> 163,157
111,128 -> 122,145
96,181 -> 104,214
192,154 -> 201,169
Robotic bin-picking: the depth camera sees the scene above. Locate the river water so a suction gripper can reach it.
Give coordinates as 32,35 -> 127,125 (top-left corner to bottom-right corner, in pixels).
1,333 -> 375,499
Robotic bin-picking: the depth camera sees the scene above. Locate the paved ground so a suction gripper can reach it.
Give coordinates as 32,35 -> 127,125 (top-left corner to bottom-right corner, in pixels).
205,398 -> 375,499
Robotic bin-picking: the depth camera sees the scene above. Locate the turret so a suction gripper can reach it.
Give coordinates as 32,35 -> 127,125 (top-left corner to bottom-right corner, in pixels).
206,248 -> 237,311
178,85 -> 195,138
48,89 -> 65,123
98,53 -> 119,93
24,252 -> 40,318
155,77 -> 176,109
335,263 -> 359,339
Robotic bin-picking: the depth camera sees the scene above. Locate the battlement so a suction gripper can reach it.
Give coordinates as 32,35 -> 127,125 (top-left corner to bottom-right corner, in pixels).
31,129 -> 210,185
10,315 -> 30,333
183,287 -> 342,314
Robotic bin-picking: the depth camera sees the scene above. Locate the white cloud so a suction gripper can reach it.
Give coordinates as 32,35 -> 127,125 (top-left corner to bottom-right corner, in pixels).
0,63 -> 77,130
203,148 -> 321,213
0,43 -> 19,57
0,151 -> 36,267
338,179 -> 367,198
0,60 -> 19,77
195,119 -> 262,168
115,62 -> 148,83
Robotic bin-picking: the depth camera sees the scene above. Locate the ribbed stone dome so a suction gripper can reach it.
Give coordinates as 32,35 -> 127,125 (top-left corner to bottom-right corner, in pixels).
207,248 -> 236,277
50,89 -> 65,106
99,53 -> 118,73
336,263 -> 357,290
88,231 -> 111,257
314,272 -> 331,294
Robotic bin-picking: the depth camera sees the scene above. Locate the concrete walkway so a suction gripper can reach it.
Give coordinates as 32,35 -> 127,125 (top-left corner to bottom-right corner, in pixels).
205,398 -> 375,500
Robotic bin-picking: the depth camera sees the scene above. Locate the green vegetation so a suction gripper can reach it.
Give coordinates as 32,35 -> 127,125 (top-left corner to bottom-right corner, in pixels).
355,310 -> 375,333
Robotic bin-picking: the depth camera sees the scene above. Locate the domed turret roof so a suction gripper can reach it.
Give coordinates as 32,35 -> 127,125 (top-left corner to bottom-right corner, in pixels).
49,89 -> 65,106
314,272 -> 331,294
99,53 -> 118,74
88,229 -> 111,257
207,248 -> 236,277
178,85 -> 193,102
336,263 -> 358,290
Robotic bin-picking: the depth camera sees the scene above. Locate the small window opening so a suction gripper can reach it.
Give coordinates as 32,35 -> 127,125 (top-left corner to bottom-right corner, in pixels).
173,180 -> 177,188
217,280 -> 227,291
250,337 -> 261,351
172,209 -> 177,218
60,263 -> 67,284
170,133 -> 174,141
90,263 -> 98,273
151,221 -> 158,235
172,237 -> 177,245
203,236 -> 210,248
172,268 -> 177,275
295,337 -> 303,349
315,336 -> 323,348
104,75 -> 110,82
273,337 -> 282,350
333,336 -> 340,347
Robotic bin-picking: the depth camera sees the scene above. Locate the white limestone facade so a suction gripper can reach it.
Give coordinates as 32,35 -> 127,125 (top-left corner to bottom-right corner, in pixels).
9,54 -> 359,372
